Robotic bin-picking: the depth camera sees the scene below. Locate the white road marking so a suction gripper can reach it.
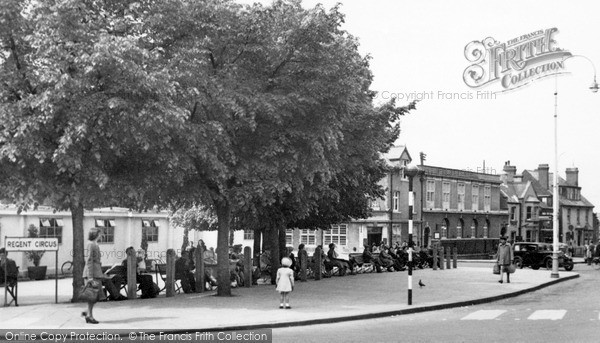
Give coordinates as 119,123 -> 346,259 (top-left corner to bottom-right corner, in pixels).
461,310 -> 507,320
527,310 -> 566,320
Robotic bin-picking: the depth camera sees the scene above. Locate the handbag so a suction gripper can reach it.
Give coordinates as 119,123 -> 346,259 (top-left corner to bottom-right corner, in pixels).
493,263 -> 500,275
78,280 -> 100,302
507,264 -> 516,274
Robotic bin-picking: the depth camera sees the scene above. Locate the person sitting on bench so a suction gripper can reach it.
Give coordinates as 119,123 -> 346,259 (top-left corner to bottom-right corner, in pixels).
120,247 -> 156,298
0,248 -> 18,283
1,248 -> 19,306
378,245 -> 396,271
327,243 -> 356,275
175,251 -> 196,293
0,246 -> 18,299
362,244 -> 382,273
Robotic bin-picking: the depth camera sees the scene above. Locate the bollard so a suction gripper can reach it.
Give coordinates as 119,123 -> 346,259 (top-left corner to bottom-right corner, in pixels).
299,249 -> 308,282
195,245 -> 205,293
446,247 -> 451,269
126,249 -> 137,299
166,249 -> 176,297
314,247 -> 322,280
432,247 -> 438,271
244,247 -> 252,288
439,247 -> 445,270
453,247 -> 458,269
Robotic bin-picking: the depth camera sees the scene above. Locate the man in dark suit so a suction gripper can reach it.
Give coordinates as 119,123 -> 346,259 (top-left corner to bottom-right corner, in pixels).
0,248 -> 18,285
175,251 -> 196,293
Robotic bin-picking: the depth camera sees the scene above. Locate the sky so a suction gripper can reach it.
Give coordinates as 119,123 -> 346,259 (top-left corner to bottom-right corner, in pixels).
240,0 -> 600,208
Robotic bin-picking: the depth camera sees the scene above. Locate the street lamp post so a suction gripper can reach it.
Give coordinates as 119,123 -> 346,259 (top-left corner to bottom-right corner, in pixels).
551,55 -> 598,278
404,164 -> 422,305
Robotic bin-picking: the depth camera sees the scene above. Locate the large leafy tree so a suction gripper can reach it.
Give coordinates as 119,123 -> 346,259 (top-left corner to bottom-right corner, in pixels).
149,0 -> 415,294
0,0 -> 183,300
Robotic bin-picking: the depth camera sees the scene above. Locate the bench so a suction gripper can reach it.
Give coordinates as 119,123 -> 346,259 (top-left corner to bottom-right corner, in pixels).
349,253 -> 380,273
3,266 -> 19,306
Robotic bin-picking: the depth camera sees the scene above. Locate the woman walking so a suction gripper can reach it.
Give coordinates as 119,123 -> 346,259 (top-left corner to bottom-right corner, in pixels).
82,228 -> 105,324
497,236 -> 513,284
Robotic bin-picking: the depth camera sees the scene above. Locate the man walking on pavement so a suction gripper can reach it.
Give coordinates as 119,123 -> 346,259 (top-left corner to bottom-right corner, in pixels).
497,236 -> 513,284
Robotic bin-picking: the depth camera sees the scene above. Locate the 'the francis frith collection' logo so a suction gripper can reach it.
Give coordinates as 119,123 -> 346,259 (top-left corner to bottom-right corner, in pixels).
463,28 -> 571,91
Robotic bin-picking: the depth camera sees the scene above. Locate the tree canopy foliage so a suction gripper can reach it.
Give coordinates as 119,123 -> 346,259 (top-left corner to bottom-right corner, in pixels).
0,0 -> 416,297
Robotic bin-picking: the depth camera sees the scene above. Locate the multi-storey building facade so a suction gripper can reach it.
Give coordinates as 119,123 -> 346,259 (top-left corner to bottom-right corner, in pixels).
416,165 -> 508,245
283,146 -> 509,256
501,162 -> 595,245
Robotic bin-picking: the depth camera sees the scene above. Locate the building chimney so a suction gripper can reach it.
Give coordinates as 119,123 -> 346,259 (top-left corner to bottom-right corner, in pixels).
565,167 -> 579,186
502,161 -> 516,183
538,164 -> 549,190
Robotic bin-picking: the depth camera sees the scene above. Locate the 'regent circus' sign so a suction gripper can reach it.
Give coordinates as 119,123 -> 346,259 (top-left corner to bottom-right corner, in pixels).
4,237 -> 59,251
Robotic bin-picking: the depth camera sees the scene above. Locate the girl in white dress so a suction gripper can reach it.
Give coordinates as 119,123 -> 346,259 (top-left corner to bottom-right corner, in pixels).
276,257 -> 295,309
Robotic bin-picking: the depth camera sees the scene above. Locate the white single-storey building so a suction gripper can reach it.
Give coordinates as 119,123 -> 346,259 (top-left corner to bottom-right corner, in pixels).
0,204 -> 253,277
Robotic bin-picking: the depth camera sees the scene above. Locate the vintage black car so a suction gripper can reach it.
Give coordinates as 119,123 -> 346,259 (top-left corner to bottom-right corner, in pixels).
512,242 -> 574,271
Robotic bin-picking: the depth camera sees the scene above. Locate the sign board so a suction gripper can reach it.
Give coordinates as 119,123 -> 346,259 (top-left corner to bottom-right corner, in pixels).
5,237 -> 59,251
4,236 -> 60,306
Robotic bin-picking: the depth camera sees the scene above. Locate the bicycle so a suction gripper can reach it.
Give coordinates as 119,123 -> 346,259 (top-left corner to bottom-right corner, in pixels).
61,260 -> 73,275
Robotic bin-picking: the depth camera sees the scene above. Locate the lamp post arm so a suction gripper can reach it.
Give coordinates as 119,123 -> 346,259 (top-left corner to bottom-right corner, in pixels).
563,54 -> 598,92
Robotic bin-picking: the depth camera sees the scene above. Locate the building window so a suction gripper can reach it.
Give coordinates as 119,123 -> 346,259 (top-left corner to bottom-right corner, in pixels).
300,229 -> 317,246
285,229 -> 293,245
442,182 -> 450,210
586,209 -> 590,224
526,206 -> 532,220
577,208 -> 580,225
324,224 -> 347,246
393,191 -> 399,212
457,183 -> 465,211
369,198 -> 380,211
567,209 -> 571,223
244,229 -> 254,240
472,184 -> 479,211
39,218 -> 64,244
484,186 -> 491,212
401,159 -> 409,180
95,219 -> 115,243
142,219 -> 160,242
510,207 -> 516,221
426,180 -> 435,208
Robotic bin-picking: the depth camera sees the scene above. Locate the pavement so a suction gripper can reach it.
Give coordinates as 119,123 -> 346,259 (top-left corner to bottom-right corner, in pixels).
0,260 -> 583,335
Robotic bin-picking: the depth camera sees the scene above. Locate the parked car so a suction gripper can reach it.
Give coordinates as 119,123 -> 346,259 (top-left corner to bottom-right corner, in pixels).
512,242 -> 574,271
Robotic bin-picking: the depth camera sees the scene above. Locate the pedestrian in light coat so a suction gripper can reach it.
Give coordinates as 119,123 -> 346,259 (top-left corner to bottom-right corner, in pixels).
497,236 -> 513,284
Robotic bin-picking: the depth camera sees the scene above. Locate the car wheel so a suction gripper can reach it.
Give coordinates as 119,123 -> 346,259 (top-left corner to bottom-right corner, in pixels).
563,261 -> 574,271
545,258 -> 553,270
513,256 -> 524,269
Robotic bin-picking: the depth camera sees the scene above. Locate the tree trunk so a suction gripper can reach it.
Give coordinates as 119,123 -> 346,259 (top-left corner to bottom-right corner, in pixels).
215,201 -> 232,296
253,229 -> 262,268
182,228 -> 189,254
70,201 -> 85,302
279,227 -> 287,259
269,226 -> 280,285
